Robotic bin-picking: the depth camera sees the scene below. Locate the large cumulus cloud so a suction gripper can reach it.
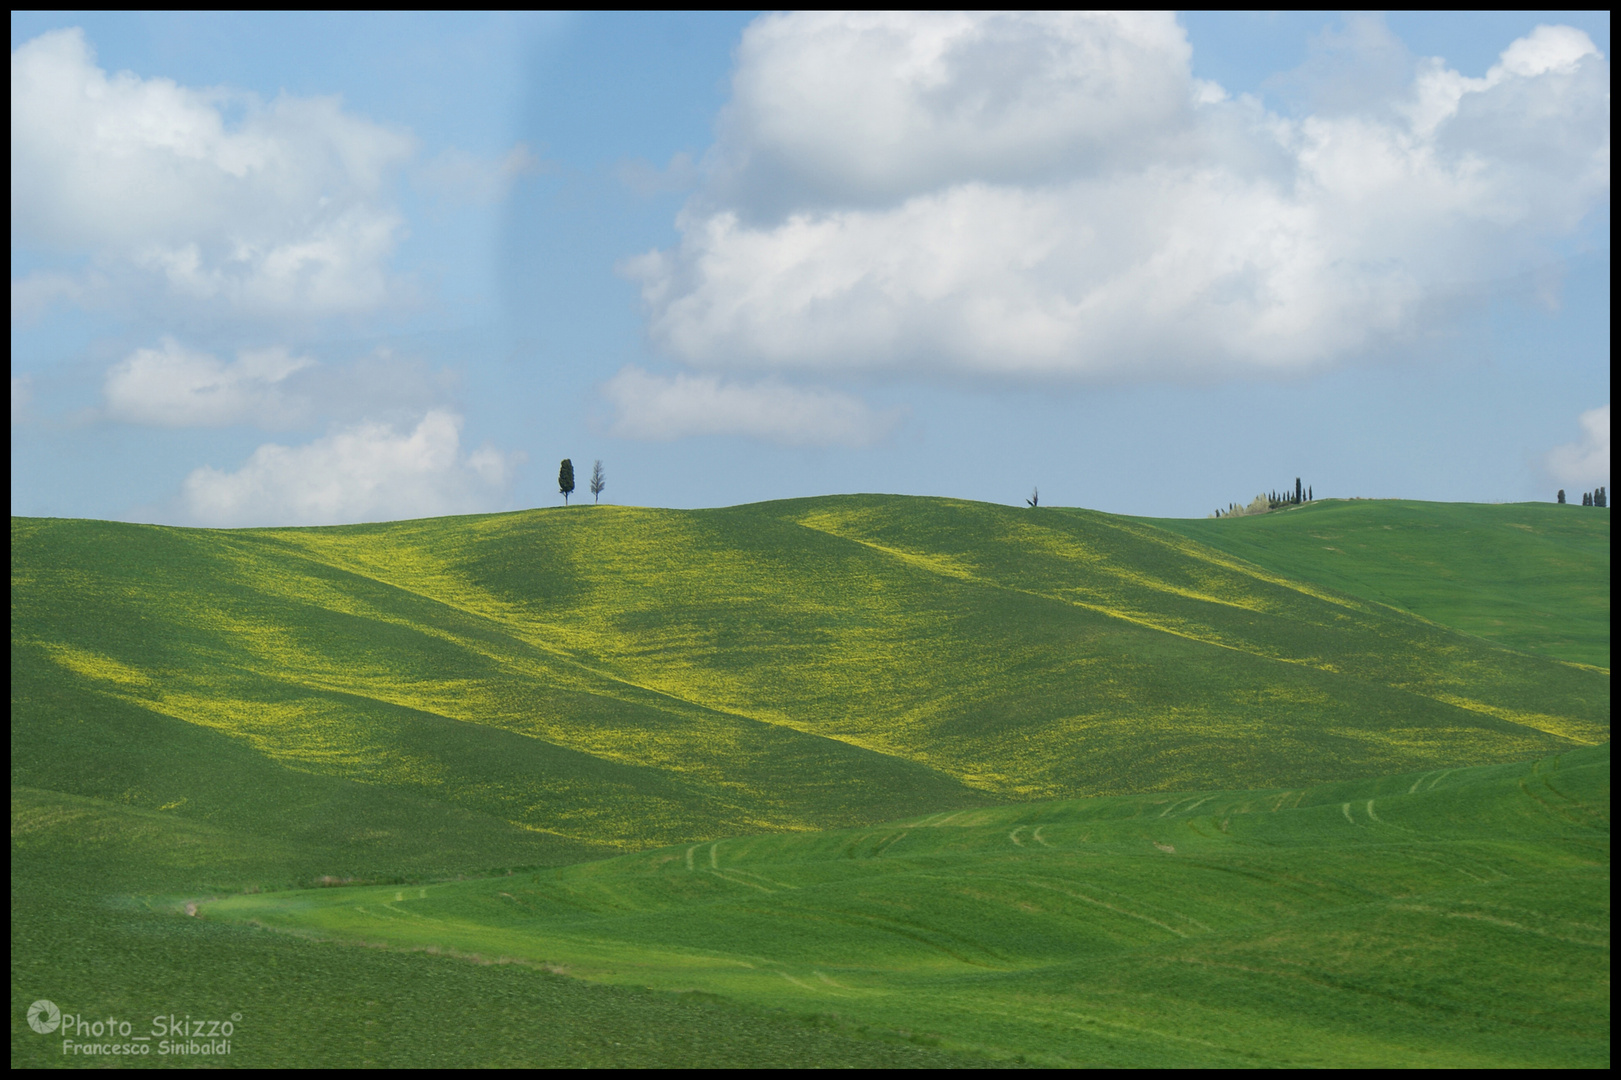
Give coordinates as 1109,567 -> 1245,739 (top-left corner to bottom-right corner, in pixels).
624,13 -> 1610,382
11,27 -> 414,320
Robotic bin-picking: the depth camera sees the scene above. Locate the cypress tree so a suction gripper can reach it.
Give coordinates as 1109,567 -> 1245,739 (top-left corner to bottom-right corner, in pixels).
1558,489 -> 1566,504
558,458 -> 576,505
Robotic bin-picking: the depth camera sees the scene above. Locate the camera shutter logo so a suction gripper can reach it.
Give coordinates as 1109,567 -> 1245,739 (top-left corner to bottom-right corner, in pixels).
27,999 -> 61,1034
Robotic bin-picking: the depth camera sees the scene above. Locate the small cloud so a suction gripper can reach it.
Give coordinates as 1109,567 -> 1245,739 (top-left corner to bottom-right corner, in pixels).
104,337 -> 315,428
1495,24 -> 1600,79
1545,404 -> 1610,488
415,142 -> 548,204
601,365 -> 901,447
180,410 -> 521,526
615,152 -> 700,197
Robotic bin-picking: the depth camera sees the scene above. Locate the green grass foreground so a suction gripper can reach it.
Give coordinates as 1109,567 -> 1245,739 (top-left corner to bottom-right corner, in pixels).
194,745 -> 1609,1068
10,495 -> 1610,1065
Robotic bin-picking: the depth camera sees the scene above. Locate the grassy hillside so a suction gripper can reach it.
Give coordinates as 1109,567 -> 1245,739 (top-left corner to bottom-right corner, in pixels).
11,496 -> 1609,1066
190,744 -> 1610,1067
11,497 -> 1608,862
9,788 -> 978,1069
1145,500 -> 1610,669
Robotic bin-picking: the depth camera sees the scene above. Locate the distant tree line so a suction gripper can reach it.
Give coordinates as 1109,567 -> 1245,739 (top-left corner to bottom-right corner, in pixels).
1561,486 -> 1606,507
1210,477 -> 1313,518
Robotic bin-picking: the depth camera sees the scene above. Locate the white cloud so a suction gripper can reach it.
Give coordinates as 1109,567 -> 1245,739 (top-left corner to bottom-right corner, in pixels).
180,410 -> 520,527
628,13 -> 1610,382
1497,24 -> 1599,78
104,337 -> 315,427
706,12 -> 1196,216
602,366 -> 900,447
1545,405 -> 1610,488
11,28 -> 414,318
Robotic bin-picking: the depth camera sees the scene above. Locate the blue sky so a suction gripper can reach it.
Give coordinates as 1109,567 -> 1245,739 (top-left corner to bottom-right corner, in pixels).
11,11 -> 1610,525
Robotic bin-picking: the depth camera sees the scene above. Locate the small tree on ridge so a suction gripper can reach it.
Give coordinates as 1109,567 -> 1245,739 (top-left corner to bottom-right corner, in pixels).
558,458 -> 575,505
590,460 -> 606,504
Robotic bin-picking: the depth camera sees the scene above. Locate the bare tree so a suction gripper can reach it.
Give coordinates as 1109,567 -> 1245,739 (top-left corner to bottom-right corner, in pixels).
1026,487 -> 1039,508
590,459 -> 606,504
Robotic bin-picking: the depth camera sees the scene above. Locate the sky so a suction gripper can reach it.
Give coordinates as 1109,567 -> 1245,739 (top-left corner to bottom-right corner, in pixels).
10,11 -> 1611,525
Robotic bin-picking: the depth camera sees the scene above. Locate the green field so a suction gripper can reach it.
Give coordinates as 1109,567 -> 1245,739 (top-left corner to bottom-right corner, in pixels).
10,496 -> 1609,1066
196,744 -> 1610,1067
1147,499 -> 1611,669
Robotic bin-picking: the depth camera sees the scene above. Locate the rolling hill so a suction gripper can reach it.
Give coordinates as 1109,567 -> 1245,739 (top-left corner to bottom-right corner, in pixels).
10,496 -> 1609,1066
10,497 -> 1608,861
1146,499 -> 1610,669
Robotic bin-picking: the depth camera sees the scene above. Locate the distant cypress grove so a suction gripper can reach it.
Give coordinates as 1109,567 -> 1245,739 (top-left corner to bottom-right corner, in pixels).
1211,477 -> 1314,517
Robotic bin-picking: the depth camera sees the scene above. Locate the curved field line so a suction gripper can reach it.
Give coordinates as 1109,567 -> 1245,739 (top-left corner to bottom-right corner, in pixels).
876,831 -> 909,856
1021,880 -> 1189,938
705,869 -> 773,893
1158,795 -> 1214,818
709,842 -> 721,869
685,845 -> 698,871
814,971 -> 853,992
1341,802 -> 1356,824
1391,904 -> 1607,947
811,909 -> 1009,967
1397,849 -> 1491,883
1366,799 -> 1382,823
1032,826 -> 1051,847
724,867 -> 797,890
1008,826 -> 1026,846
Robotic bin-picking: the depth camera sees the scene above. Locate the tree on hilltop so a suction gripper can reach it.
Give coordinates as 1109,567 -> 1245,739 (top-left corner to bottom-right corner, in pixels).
1026,487 -> 1039,508
590,460 -> 606,504
559,458 -> 576,505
